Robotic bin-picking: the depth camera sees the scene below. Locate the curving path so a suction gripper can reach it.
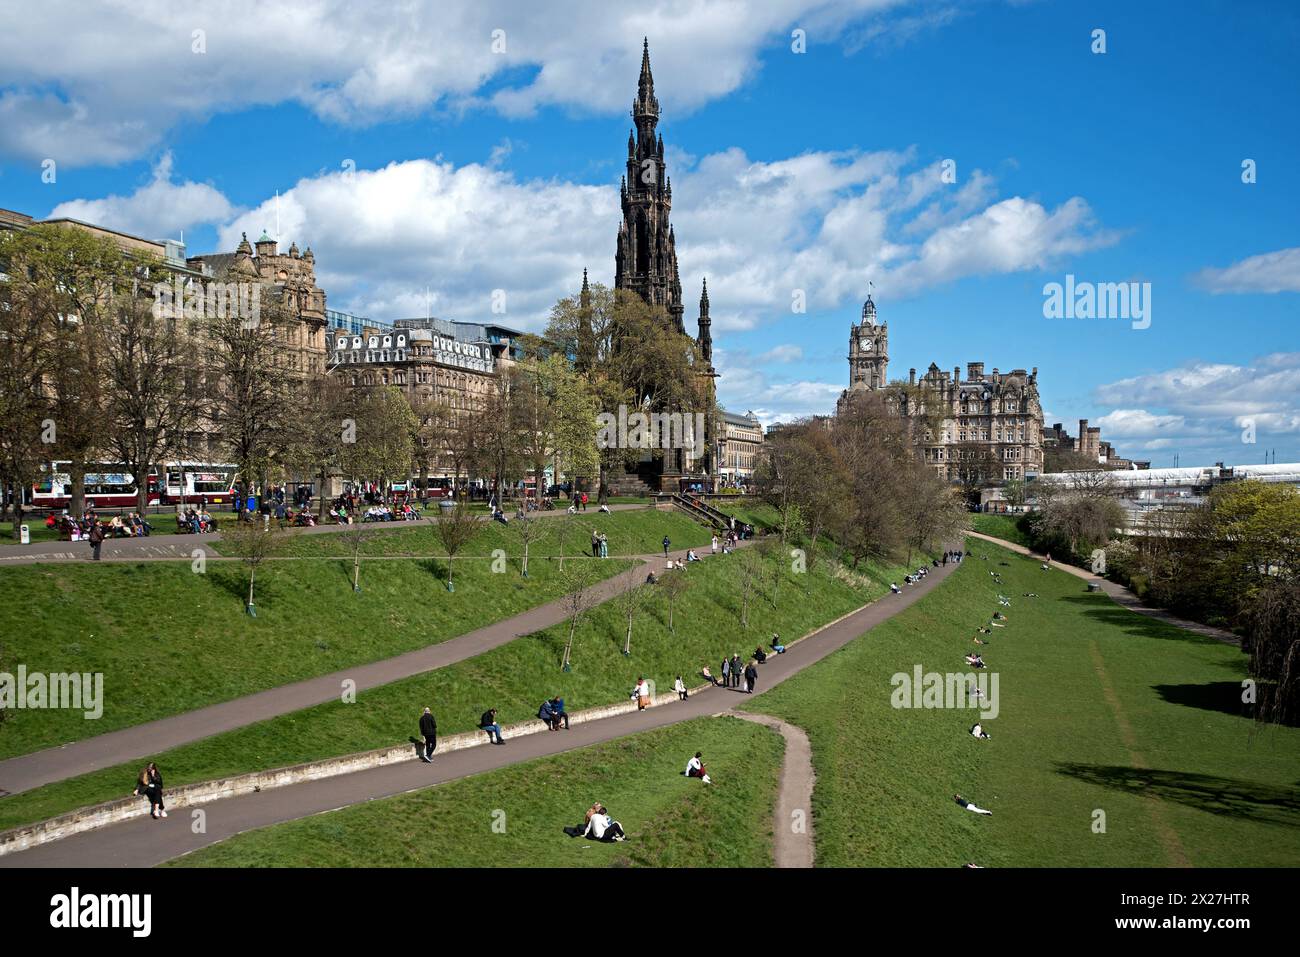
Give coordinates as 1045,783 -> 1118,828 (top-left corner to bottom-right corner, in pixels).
0,539 -> 715,796
0,557 -> 960,867
728,712 -> 815,868
966,530 -> 1239,646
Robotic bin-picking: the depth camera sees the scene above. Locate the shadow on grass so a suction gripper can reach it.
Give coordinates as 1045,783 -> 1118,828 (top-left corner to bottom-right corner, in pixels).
1153,682 -> 1255,721
1055,763 -> 1300,827
1058,595 -> 1227,645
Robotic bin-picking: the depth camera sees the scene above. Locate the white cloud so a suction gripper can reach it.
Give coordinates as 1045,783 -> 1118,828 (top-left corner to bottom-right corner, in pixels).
759,344 -> 804,363
1091,353 -> 1300,462
1193,247 -> 1300,294
0,0 -> 919,166
46,152 -> 236,240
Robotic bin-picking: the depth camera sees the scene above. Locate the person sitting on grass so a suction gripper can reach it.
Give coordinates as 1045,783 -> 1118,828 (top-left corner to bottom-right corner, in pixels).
970,723 -> 991,740
890,582 -> 901,594
674,675 -> 688,700
954,794 -> 993,815
753,646 -> 767,664
686,549 -> 700,562
965,653 -> 986,669
770,635 -> 787,654
701,665 -> 721,687
581,802 -> 626,842
684,751 -> 712,784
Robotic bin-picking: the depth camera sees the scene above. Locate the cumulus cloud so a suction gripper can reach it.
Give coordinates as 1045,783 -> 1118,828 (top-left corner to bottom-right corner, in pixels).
1091,353 -> 1300,462
47,152 -> 236,239
0,0 -> 919,166
1192,247 -> 1300,294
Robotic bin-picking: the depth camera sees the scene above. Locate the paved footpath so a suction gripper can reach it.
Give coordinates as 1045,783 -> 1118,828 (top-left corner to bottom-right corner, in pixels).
0,540 -> 711,796
0,559 -> 958,867
729,712 -> 815,868
0,503 -> 649,567
966,531 -> 1240,646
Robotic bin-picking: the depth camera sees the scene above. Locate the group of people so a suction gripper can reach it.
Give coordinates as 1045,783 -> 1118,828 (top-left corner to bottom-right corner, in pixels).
697,642 -> 780,695
590,530 -> 610,558
362,502 -> 419,522
175,507 -> 217,534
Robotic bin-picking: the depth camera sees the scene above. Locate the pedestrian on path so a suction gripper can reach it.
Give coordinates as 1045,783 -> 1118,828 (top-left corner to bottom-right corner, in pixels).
87,520 -> 105,561
744,661 -> 758,694
633,676 -> 651,710
674,675 -> 687,700
662,535 -> 671,558
730,654 -> 742,688
134,762 -> 167,819
721,656 -> 730,686
479,708 -> 505,744
419,707 -> 437,761
711,534 -> 719,554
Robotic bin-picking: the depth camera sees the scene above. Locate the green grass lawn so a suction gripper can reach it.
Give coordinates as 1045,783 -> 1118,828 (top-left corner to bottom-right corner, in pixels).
712,500 -> 781,531
0,543 -> 911,832
747,538 -> 1300,867
210,506 -> 703,559
166,716 -> 782,867
969,513 -> 1034,547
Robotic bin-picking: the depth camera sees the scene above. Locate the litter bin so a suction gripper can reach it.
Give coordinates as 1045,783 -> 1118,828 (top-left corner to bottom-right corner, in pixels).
1087,581 -> 1102,593
20,524 -> 30,544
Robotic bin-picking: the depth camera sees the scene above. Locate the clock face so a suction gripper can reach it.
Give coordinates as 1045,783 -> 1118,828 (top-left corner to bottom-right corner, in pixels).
859,337 -> 873,351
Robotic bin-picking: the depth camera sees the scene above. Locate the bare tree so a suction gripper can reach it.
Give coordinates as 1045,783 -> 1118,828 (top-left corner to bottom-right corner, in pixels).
341,519 -> 376,592
510,494 -> 551,577
615,576 -> 651,656
737,546 -> 763,629
221,521 -> 297,616
659,566 -> 693,633
559,562 -> 600,671
431,498 -> 480,591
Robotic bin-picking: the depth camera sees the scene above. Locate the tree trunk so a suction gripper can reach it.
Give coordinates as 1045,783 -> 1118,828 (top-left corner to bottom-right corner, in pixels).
70,461 -> 86,518
318,466 -> 329,519
624,616 -> 633,655
247,566 -> 256,609
136,459 -> 150,514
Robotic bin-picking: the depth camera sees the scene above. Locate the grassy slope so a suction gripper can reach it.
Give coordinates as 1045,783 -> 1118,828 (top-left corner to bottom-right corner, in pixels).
748,538 -> 1300,867
209,506 -> 696,558
0,545 -> 910,831
166,716 -> 782,868
713,501 -> 781,531
0,510 -> 708,760
969,513 -> 1033,547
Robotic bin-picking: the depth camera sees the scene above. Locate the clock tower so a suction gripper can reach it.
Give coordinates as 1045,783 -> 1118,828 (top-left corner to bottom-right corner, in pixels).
848,294 -> 888,390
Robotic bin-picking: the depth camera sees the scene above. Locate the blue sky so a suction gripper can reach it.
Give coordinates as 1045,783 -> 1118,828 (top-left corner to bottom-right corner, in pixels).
1,0 -> 1297,466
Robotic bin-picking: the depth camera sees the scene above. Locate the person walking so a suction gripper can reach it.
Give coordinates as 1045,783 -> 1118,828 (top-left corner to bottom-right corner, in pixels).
580,491 -> 589,511
730,654 -> 743,688
711,534 -> 719,554
418,707 -> 437,762
662,535 -> 671,558
134,762 -> 166,819
720,656 -> 730,688
87,519 -> 105,561
633,676 -> 651,711
744,661 -> 759,695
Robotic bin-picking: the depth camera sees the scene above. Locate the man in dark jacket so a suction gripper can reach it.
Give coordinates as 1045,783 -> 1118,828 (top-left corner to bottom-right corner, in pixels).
479,708 -> 505,744
87,520 -> 105,561
418,707 -> 437,761
744,662 -> 759,694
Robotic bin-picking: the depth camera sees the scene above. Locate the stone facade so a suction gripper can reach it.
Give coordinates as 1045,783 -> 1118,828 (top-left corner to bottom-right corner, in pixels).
1044,419 -> 1150,470
188,231 -> 329,376
718,410 -> 763,488
836,295 -> 1045,484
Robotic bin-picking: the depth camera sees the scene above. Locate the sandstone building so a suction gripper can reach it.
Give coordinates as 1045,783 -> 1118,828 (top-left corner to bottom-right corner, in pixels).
836,294 -> 1045,485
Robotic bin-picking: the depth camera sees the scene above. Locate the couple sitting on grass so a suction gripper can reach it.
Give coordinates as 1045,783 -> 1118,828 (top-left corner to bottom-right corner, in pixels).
563,802 -> 627,842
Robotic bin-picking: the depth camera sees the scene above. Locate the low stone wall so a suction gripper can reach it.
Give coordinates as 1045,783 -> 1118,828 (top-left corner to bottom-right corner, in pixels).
0,581 -> 873,858
0,688 -> 676,857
